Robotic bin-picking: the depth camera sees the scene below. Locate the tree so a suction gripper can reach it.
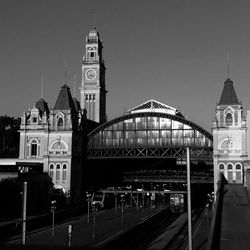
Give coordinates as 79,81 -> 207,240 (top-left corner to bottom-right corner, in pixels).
0,115 -> 20,158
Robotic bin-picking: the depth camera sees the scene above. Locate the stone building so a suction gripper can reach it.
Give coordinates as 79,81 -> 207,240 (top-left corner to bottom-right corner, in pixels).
18,84 -> 86,203
212,78 -> 248,192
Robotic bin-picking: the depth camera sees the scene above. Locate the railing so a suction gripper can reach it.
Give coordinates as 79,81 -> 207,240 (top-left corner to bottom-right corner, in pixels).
206,173 -> 228,250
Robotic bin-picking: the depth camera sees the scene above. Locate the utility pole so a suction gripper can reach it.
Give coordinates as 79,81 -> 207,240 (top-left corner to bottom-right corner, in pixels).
21,181 -> 27,246
86,192 -> 91,223
187,147 -> 193,250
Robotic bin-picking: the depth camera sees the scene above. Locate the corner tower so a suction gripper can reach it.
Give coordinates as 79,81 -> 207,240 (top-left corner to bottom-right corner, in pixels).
212,78 -> 247,192
80,27 -> 107,124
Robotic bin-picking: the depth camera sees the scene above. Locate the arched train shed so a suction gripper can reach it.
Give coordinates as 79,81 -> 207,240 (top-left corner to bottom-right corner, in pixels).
87,100 -> 213,164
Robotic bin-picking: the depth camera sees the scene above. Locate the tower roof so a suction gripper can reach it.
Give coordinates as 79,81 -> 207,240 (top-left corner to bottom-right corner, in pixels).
218,78 -> 240,105
35,98 -> 49,115
86,26 -> 102,44
54,84 -> 76,112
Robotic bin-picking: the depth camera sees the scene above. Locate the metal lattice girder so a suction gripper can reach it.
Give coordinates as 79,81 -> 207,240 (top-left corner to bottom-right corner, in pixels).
87,146 -> 213,160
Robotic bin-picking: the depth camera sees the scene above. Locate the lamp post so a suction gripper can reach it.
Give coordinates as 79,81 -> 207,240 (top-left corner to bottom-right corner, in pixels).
186,147 -> 193,250
21,181 -> 27,246
18,165 -> 29,247
92,205 -> 97,240
121,194 -> 125,229
51,200 -> 57,236
142,193 -> 145,211
86,192 -> 91,223
114,192 -> 118,213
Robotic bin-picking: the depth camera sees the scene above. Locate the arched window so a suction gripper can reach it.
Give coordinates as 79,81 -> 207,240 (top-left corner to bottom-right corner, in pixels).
50,141 -> 67,156
49,164 -> 54,179
227,163 -> 233,182
226,113 -> 233,126
219,164 -> 224,170
31,139 -> 38,156
57,117 -> 63,127
62,164 -> 67,181
219,163 -> 225,175
236,163 -> 242,170
56,164 -> 60,181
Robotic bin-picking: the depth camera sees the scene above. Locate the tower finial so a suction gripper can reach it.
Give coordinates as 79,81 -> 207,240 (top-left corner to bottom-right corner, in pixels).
64,62 -> 67,84
41,75 -> 44,99
93,13 -> 96,28
227,51 -> 230,78
73,74 -> 76,98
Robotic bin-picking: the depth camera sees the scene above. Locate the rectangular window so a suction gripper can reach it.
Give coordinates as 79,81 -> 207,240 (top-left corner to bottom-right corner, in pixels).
31,144 -> 37,156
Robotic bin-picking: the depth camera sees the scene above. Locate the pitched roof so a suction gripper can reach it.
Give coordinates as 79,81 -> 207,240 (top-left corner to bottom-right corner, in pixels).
35,98 -> 49,115
54,84 -> 76,112
218,78 -> 240,105
127,99 -> 182,116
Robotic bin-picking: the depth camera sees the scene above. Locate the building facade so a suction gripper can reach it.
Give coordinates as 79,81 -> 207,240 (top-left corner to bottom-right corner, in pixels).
18,85 -> 86,203
212,78 -> 248,193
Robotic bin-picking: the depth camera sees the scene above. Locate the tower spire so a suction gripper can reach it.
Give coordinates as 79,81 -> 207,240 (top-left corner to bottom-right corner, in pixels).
93,13 -> 96,28
41,75 -> 44,99
64,62 -> 67,84
73,74 -> 76,98
227,52 -> 230,78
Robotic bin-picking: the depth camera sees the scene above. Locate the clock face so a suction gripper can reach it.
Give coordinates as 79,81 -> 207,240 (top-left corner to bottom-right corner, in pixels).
85,69 -> 97,81
226,140 -> 234,149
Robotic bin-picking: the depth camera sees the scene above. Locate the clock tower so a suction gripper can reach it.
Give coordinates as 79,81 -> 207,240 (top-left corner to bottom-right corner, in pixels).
80,27 -> 107,123
212,78 -> 247,193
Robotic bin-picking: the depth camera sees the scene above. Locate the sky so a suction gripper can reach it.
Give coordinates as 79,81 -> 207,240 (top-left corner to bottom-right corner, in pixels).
1,0 -> 250,132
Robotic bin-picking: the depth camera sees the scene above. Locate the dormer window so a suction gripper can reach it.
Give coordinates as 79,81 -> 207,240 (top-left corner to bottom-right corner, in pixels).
90,52 -> 95,58
226,113 -> 233,126
32,116 -> 37,123
57,117 -> 63,128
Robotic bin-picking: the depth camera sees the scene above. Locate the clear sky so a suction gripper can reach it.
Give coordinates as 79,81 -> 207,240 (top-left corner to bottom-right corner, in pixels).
1,0 -> 250,132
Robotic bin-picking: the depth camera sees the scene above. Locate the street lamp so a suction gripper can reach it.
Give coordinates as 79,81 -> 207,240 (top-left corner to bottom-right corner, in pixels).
86,192 -> 92,223
121,194 -> 125,229
114,192 -> 118,213
142,193 -> 145,212
51,200 -> 57,236
92,204 -> 97,240
18,165 -> 29,247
